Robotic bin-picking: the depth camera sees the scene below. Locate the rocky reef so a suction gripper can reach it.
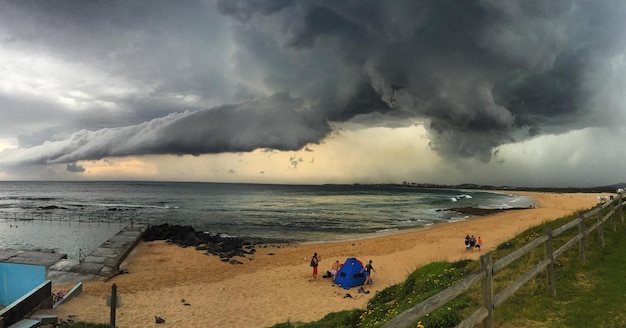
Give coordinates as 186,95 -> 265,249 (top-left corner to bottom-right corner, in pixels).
142,223 -> 257,264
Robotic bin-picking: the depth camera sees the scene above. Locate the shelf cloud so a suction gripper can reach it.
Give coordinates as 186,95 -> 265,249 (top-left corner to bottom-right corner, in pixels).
1,0 -> 626,186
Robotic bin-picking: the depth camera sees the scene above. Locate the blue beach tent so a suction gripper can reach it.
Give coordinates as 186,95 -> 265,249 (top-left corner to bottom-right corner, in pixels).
334,258 -> 366,289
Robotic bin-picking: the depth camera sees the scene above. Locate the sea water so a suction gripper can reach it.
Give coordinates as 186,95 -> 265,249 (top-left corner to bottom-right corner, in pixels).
0,181 -> 534,259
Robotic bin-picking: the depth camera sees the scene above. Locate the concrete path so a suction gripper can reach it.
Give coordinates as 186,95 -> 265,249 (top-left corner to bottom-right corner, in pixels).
0,250 -> 65,267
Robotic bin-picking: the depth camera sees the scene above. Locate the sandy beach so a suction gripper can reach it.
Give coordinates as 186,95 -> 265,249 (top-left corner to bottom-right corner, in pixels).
43,191 -> 612,328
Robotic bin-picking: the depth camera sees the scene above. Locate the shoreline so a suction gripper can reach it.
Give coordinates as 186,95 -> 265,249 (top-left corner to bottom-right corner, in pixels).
44,191 -> 613,328
139,190 -> 538,252
139,204 -> 536,254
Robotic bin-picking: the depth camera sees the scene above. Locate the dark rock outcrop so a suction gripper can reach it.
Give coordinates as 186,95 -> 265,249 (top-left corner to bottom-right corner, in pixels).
142,223 -> 256,263
444,207 -> 529,217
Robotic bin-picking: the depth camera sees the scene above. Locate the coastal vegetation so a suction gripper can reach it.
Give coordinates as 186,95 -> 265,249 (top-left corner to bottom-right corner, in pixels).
271,206 -> 626,327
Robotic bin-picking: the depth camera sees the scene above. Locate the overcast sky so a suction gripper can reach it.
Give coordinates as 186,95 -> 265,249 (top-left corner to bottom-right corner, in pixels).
1,0 -> 626,187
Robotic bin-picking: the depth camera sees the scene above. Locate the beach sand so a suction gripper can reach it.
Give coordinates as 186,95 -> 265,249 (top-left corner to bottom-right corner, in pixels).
43,191 -> 613,328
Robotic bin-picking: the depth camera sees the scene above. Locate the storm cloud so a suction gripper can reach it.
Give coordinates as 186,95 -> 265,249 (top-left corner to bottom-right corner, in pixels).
1,0 -> 626,180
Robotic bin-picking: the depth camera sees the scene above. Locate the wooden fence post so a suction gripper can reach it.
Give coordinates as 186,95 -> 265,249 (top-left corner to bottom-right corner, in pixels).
612,199 -> 617,232
544,226 -> 556,297
480,255 -> 493,328
619,193 -> 624,223
110,283 -> 117,327
578,211 -> 587,263
598,208 -> 605,248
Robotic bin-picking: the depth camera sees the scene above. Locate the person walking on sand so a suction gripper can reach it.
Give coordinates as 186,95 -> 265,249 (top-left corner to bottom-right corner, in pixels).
362,259 -> 376,286
476,236 -> 483,251
310,252 -> 320,280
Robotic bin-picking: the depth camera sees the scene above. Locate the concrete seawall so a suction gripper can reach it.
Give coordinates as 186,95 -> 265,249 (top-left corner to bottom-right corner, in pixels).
1,224 -> 145,286
48,224 -> 145,285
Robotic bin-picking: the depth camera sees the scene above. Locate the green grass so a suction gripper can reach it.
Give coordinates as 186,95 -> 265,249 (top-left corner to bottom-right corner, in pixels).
562,230 -> 626,327
490,210 -> 626,327
270,205 -> 626,328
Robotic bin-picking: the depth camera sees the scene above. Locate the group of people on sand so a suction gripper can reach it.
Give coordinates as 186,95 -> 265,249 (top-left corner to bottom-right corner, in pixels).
310,253 -> 377,286
464,234 -> 482,251
313,255 -> 342,280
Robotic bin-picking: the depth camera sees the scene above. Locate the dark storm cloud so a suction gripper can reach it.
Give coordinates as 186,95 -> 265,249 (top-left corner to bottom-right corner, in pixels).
0,94 -> 329,166
217,0 -> 294,22
65,162 -> 85,173
1,0 -> 626,168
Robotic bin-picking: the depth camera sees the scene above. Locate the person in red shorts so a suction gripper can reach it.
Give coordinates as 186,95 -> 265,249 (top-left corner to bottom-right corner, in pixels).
310,252 -> 320,280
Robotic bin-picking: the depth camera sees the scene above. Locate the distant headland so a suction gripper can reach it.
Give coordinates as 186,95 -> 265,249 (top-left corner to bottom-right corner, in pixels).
326,182 -> 626,194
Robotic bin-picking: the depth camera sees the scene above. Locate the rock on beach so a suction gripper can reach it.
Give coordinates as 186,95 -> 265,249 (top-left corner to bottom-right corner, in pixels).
142,223 -> 256,262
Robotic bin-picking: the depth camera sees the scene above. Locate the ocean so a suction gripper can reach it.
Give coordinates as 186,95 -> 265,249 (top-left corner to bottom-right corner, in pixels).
0,181 -> 534,259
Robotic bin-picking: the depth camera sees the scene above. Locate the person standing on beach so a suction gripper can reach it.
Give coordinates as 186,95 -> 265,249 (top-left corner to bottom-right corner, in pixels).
476,236 -> 483,251
310,252 -> 320,280
362,260 -> 376,286
330,260 -> 341,280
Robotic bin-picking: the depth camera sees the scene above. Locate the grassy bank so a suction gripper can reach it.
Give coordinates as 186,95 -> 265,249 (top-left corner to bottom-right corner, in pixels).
491,209 -> 626,327
270,207 -> 626,327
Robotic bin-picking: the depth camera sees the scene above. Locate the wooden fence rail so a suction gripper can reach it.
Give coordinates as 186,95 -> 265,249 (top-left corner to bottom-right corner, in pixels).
382,193 -> 624,328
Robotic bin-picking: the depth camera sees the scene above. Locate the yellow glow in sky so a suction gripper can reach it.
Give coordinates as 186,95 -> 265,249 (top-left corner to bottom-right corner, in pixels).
72,125 -> 443,184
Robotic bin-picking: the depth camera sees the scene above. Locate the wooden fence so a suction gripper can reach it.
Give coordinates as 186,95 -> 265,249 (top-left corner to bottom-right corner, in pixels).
382,194 -> 624,328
